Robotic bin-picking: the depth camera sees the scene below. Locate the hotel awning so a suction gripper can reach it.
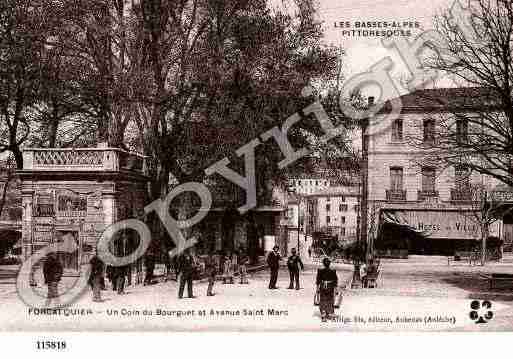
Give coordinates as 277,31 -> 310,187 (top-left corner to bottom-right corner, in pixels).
381,209 -> 494,240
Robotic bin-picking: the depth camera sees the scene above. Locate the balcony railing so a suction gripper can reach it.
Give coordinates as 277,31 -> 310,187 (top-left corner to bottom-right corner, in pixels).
23,148 -> 146,174
450,188 -> 473,202
417,190 -> 439,201
385,189 -> 407,201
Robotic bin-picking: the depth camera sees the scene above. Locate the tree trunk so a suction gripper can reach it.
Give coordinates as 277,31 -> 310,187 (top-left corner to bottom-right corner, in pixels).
481,225 -> 489,266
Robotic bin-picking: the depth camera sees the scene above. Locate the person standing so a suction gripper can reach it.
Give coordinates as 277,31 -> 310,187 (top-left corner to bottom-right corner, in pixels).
177,249 -> 195,299
238,248 -> 249,284
115,265 -> 127,295
359,261 -> 368,288
205,251 -> 218,296
164,252 -> 172,282
88,255 -> 104,302
287,248 -> 304,290
316,257 -> 338,322
143,253 -> 155,286
267,245 -> 281,289
43,252 -> 63,300
222,252 -> 235,284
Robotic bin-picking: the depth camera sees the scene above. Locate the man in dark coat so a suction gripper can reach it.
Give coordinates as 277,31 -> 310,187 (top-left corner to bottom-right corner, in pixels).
43,253 -> 63,299
267,245 -> 281,289
143,253 -> 155,286
177,249 -> 196,298
287,248 -> 304,290
115,264 -> 128,294
88,255 -> 104,302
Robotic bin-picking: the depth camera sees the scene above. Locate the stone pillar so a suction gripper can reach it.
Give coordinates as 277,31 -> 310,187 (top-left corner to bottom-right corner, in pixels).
102,190 -> 117,227
101,190 -> 117,257
21,189 -> 35,286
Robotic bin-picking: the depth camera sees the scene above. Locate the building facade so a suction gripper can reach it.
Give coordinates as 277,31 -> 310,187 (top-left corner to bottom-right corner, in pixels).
19,148 -> 148,275
288,177 -> 330,195
305,187 -> 360,242
367,88 -> 507,256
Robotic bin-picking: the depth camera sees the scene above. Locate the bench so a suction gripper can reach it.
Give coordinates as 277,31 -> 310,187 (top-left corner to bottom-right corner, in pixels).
480,273 -> 513,290
448,251 -> 478,266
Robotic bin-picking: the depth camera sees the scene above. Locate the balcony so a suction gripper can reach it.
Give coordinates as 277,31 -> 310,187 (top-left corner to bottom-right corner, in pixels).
417,190 -> 439,202
450,188 -> 473,202
22,148 -> 146,175
385,189 -> 407,201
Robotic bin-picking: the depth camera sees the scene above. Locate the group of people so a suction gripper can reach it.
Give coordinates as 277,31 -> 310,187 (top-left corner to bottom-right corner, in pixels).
266,245 -> 304,290
266,245 -> 339,322
359,258 -> 379,288
41,245 -> 341,323
175,248 -> 250,299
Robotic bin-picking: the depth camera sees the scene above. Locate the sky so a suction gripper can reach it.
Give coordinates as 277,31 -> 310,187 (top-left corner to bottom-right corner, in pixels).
318,0 -> 452,71
305,0 -> 458,151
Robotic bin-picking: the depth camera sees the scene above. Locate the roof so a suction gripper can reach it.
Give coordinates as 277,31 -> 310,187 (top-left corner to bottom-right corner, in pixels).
381,87 -> 498,113
304,186 -> 360,198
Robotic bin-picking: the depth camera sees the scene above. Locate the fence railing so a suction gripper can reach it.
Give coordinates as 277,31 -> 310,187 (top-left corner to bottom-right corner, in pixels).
23,148 -> 146,174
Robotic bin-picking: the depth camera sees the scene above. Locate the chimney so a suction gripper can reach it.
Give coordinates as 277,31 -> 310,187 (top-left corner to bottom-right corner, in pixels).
367,96 -> 375,106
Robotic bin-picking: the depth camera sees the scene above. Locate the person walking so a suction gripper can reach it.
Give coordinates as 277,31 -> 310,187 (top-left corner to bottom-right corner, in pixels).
287,248 -> 304,290
316,257 -> 338,322
267,245 -> 281,289
88,255 -> 105,302
177,249 -> 195,299
205,251 -> 218,296
43,252 -> 63,300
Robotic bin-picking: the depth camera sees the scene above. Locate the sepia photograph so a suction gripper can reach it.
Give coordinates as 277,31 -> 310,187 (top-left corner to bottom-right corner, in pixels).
1,0 -> 513,343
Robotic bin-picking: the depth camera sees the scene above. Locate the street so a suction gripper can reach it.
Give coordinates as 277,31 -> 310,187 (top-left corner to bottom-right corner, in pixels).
1,257 -> 513,331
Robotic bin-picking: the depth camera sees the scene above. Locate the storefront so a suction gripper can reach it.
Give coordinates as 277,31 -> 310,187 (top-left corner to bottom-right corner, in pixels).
378,208 -> 501,256
19,148 -> 148,276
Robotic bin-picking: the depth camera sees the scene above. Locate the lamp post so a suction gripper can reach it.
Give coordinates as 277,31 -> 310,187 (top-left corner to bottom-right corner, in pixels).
297,196 -> 301,255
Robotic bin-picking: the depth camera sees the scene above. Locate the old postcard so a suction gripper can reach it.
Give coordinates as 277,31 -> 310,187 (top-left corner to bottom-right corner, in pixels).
1,0 -> 513,335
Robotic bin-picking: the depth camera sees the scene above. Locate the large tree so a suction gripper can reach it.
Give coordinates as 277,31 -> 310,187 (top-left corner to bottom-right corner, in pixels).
420,0 -> 513,187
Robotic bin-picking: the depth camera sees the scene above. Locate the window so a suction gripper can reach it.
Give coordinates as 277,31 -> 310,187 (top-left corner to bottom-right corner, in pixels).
298,180 -> 301,186
326,216 -> 331,224
316,181 -> 319,186
421,167 -> 436,192
390,167 -> 404,191
423,119 -> 435,143
339,204 -> 348,212
392,119 -> 403,141
354,205 -> 360,212
456,119 -> 468,143
326,197 -> 330,202
340,227 -> 346,236
340,196 -> 346,202
326,204 -> 331,212
341,216 -> 346,224
455,165 -> 470,188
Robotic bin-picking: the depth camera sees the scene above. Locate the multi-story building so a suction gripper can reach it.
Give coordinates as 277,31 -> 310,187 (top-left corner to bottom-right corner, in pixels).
288,177 -> 330,195
305,187 -> 360,242
367,87 -> 507,256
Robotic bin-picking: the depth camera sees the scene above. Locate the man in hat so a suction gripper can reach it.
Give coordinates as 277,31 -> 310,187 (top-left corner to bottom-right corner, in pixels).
43,252 -> 63,300
287,248 -> 304,290
266,245 -> 281,289
177,249 -> 196,298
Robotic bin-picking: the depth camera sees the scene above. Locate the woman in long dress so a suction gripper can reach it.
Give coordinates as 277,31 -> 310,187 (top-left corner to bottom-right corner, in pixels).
316,257 -> 338,322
